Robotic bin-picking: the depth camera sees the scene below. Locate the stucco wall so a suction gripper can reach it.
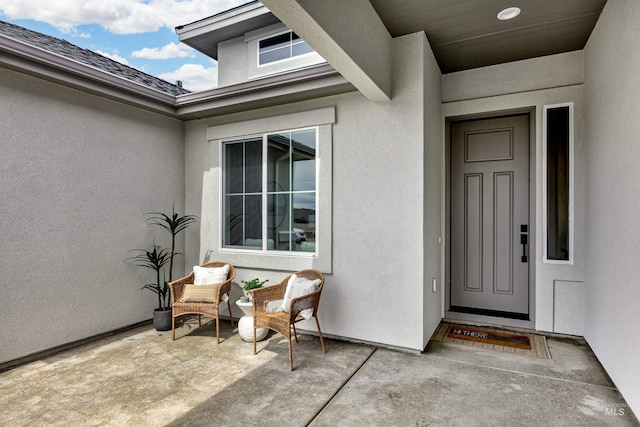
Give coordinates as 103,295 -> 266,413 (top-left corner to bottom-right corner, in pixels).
442,51 -> 585,103
583,0 -> 640,416
217,36 -> 248,87
185,33 -> 434,350
421,33 -> 444,348
442,53 -> 586,335
0,68 -> 185,364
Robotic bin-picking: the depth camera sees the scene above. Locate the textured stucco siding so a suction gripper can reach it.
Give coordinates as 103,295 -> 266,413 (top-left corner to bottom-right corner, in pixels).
583,0 -> 640,416
0,68 -> 185,364
217,36 -> 247,87
420,31 -> 444,349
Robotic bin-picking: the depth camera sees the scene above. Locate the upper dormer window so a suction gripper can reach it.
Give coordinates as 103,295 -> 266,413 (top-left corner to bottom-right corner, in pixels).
258,30 -> 314,65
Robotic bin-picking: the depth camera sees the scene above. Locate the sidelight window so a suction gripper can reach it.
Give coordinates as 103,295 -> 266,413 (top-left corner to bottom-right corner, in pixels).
544,103 -> 573,263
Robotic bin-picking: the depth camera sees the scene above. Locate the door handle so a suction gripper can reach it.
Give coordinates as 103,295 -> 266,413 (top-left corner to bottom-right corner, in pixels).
520,230 -> 528,263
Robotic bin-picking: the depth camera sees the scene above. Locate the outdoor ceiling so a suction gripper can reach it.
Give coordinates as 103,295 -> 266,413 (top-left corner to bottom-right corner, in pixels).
368,0 -> 608,73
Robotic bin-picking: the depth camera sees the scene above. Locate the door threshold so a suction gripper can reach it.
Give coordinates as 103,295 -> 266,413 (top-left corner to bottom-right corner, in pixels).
445,311 -> 535,331
450,305 -> 529,320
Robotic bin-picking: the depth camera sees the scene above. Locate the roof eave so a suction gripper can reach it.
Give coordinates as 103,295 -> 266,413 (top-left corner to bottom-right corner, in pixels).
0,34 -> 178,117
175,63 -> 356,119
175,2 -> 278,60
1,33 -> 356,121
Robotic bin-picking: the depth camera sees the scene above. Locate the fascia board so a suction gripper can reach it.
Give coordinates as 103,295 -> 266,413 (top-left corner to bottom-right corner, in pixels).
176,2 -> 269,39
175,64 -> 354,119
175,3 -> 277,59
0,35 -> 177,116
177,63 -> 339,105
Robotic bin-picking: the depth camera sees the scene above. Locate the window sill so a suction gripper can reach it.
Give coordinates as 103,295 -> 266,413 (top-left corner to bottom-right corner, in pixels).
208,248 -> 328,274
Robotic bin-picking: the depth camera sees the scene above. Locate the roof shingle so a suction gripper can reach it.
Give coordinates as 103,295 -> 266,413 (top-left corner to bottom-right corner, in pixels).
0,20 -> 190,96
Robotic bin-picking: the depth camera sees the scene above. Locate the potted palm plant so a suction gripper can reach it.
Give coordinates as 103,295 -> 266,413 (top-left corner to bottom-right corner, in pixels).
144,204 -> 198,284
128,242 -> 172,330
129,204 -> 198,331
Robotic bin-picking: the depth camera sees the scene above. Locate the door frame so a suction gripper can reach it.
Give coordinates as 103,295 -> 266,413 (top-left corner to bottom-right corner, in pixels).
444,108 -> 536,329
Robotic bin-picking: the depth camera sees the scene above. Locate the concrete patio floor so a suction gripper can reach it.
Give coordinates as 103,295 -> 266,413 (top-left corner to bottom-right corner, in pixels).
0,318 -> 637,426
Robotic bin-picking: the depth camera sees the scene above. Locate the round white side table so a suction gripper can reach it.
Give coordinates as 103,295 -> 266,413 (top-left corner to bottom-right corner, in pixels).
235,299 -> 268,342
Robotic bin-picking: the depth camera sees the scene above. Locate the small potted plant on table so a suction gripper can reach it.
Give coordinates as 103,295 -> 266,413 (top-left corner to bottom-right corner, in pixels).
237,278 -> 269,341
241,278 -> 268,302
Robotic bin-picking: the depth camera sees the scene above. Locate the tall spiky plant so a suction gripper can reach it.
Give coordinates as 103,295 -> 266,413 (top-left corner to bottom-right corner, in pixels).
145,203 -> 198,283
128,242 -> 171,310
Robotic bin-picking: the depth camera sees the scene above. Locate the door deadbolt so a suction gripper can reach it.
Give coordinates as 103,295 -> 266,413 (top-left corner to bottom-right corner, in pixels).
520,225 -> 528,263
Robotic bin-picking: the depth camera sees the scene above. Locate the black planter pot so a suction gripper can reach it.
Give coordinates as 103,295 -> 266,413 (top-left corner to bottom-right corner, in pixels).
153,308 -> 172,331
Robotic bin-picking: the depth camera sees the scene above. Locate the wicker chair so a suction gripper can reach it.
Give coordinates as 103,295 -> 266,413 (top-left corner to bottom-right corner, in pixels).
251,269 -> 326,370
168,261 -> 236,343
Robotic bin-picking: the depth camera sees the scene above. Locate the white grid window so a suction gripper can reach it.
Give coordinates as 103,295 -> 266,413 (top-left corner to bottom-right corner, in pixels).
222,128 -> 317,254
258,31 -> 314,65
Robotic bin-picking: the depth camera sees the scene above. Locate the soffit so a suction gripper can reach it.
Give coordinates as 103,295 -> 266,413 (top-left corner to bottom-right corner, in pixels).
176,2 -> 279,60
368,0 -> 607,73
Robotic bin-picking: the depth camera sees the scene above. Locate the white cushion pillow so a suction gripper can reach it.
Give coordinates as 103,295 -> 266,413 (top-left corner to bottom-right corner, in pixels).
180,284 -> 220,303
264,299 -> 284,313
281,273 -> 322,313
193,264 -> 229,285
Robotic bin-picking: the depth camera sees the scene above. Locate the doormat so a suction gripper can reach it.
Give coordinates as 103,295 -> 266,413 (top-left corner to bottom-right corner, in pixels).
433,322 -> 550,359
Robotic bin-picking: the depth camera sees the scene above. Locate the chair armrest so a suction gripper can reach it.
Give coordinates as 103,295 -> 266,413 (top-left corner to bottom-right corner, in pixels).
289,290 -> 321,320
252,282 -> 286,313
168,272 -> 195,302
218,279 -> 233,302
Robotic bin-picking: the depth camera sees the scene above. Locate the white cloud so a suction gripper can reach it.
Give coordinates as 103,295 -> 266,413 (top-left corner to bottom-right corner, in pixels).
0,0 -> 252,34
69,28 -> 91,39
159,63 -> 218,92
132,42 -> 195,60
96,50 -> 130,66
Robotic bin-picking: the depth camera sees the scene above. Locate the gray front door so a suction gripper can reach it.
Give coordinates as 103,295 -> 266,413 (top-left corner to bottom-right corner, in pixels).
450,114 -> 530,317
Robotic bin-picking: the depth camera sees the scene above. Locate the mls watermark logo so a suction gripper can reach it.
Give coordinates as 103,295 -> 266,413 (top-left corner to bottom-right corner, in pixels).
600,402 -> 627,416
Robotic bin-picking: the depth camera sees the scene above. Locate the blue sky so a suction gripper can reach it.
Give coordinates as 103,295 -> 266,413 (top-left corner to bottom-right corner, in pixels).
0,0 -> 252,91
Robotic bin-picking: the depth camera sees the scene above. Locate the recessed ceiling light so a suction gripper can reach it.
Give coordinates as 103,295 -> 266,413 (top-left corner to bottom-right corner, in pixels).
497,7 -> 521,21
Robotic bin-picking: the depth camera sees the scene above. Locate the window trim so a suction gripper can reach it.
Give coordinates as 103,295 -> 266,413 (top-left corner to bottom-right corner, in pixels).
542,102 -> 574,265
221,127 -> 319,256
244,23 -> 325,81
206,107 -> 335,273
